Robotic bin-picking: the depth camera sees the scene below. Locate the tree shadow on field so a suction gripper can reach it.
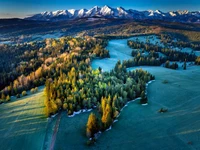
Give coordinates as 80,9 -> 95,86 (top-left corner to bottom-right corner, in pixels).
1,113 -> 47,138
0,106 -> 45,120
10,106 -> 44,114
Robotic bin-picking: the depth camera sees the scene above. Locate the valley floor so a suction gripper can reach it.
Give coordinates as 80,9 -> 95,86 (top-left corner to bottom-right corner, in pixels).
52,66 -> 200,150
1,34 -> 200,149
1,66 -> 200,150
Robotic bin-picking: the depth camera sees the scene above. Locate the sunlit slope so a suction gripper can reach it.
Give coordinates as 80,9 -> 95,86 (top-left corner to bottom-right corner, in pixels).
0,87 -> 47,150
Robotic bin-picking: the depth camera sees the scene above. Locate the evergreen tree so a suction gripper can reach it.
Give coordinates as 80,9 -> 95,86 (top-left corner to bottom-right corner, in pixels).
165,60 -> 170,68
183,60 -> 187,70
140,91 -> 147,104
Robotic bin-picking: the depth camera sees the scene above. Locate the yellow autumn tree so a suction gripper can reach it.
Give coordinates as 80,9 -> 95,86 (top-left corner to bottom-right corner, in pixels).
86,113 -> 99,138
101,97 -> 106,115
101,103 -> 112,130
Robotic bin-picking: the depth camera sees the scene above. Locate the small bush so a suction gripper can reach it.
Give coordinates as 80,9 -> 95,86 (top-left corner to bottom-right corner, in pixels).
6,95 -> 10,102
158,108 -> 168,113
22,91 -> 27,96
188,141 -> 193,145
16,94 -> 20,98
67,110 -> 73,116
162,80 -> 169,84
34,87 -> 38,92
63,103 -> 68,110
140,91 -> 147,104
86,138 -> 96,146
140,97 -> 148,104
30,88 -> 35,94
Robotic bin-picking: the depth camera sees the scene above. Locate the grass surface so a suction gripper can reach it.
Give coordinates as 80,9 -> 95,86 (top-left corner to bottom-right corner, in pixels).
0,87 -> 48,150
54,111 -> 92,150
1,66 -> 200,150
53,66 -> 200,150
94,66 -> 200,150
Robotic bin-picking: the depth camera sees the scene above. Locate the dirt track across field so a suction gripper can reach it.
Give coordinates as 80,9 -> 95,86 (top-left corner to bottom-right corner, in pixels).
50,113 -> 62,150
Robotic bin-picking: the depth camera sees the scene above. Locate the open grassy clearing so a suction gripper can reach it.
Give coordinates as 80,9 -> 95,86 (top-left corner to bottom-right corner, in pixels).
0,87 -> 48,150
94,66 -> 200,150
53,66 -> 200,150
91,38 -> 133,71
92,35 -> 200,72
54,111 -> 92,150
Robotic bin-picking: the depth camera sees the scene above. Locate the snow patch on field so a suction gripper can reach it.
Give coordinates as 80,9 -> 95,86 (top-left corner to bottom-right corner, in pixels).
142,103 -> 148,106
148,80 -> 155,84
51,113 -> 58,118
87,109 -> 92,112
94,131 -> 102,139
113,119 -> 118,123
82,109 -> 87,112
68,113 -> 75,118
68,108 -> 93,118
106,126 -> 112,131
74,110 -> 82,115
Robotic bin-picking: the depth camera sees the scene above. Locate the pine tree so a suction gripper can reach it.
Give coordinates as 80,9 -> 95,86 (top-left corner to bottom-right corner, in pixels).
165,60 -> 170,68
183,60 -> 186,70
140,91 -> 147,104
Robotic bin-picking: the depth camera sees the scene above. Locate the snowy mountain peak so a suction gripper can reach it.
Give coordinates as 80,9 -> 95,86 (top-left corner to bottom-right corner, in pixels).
177,10 -> 189,15
92,6 -> 100,11
102,5 -> 110,9
41,11 -> 47,15
169,11 -> 177,17
100,5 -> 115,16
155,10 -> 162,14
41,11 -> 52,16
53,10 -> 68,16
68,9 -> 76,15
145,10 -> 165,17
78,9 -> 87,17
147,10 -> 155,16
117,7 -> 129,17
85,6 -> 101,16
25,6 -> 200,23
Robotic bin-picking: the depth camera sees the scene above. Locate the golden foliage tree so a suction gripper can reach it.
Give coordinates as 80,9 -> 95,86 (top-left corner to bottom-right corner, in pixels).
101,103 -> 112,129
86,113 -> 99,138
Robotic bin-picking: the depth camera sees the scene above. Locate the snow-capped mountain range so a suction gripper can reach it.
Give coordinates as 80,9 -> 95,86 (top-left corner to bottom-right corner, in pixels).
26,5 -> 200,23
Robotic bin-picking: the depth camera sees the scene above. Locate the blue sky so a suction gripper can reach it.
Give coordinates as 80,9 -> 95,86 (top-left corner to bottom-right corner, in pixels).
0,0 -> 200,18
